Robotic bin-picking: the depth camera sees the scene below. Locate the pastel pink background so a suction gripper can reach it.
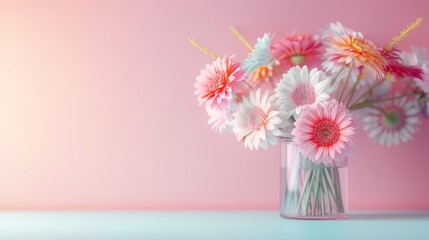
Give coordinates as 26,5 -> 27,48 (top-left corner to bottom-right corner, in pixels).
0,0 -> 428,210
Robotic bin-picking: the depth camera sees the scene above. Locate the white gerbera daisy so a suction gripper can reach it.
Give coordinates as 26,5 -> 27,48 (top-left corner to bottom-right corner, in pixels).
206,104 -> 234,133
242,33 -> 276,76
363,97 -> 421,147
232,89 -> 283,150
321,21 -> 363,42
275,65 -> 333,118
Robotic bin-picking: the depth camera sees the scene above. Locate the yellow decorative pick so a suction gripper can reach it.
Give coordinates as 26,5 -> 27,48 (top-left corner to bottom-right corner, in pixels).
188,38 -> 218,60
383,17 -> 423,53
230,26 -> 254,51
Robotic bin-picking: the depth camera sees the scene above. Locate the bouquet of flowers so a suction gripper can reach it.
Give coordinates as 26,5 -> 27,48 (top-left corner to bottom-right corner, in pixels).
189,18 -> 427,218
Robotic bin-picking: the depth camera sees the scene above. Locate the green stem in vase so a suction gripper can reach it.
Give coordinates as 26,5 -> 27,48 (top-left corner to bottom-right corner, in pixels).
333,167 -> 345,213
321,169 -> 334,214
297,168 -> 315,214
320,175 -> 326,215
311,169 -> 321,215
327,167 -> 343,213
283,166 -> 300,213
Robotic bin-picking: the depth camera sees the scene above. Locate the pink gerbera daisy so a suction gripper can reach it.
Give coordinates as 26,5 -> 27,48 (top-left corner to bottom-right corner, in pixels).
292,99 -> 355,164
383,48 -> 424,80
401,47 -> 429,94
194,56 -> 245,109
325,35 -> 387,80
272,32 -> 322,66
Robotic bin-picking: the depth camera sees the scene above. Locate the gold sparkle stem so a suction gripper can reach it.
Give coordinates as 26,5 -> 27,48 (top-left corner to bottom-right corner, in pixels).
188,38 -> 218,60
383,17 -> 423,52
230,26 -> 254,52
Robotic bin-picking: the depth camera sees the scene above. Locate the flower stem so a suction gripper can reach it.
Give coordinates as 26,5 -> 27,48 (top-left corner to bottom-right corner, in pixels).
346,77 -> 362,108
243,81 -> 253,89
321,169 -> 334,214
331,66 -> 344,86
350,93 -> 418,111
338,65 -> 353,103
418,96 -> 429,103
332,166 -> 344,213
274,64 -> 283,76
312,169 -> 321,215
350,79 -> 385,107
297,169 -> 315,214
368,105 -> 390,116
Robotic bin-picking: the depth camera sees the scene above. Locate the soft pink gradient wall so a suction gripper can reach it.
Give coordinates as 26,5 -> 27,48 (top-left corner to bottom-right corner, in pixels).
0,0 -> 428,210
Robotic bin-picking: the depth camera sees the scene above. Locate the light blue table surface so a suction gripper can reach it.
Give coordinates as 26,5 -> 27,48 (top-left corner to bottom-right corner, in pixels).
0,211 -> 427,240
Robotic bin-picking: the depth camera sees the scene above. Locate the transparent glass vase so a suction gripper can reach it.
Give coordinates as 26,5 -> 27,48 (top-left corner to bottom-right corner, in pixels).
280,138 -> 348,219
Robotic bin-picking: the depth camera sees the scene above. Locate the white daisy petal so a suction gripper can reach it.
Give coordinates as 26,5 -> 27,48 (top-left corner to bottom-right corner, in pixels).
363,99 -> 421,147
232,89 -> 285,150
275,65 -> 333,118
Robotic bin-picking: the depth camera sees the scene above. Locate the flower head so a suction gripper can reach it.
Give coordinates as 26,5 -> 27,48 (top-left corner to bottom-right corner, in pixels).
321,22 -> 363,41
401,47 -> 429,93
383,48 -> 424,80
325,35 -> 387,80
206,104 -> 235,133
292,99 -> 355,164
275,65 -> 333,118
363,97 -> 421,147
248,65 -> 273,87
321,23 -> 364,87
271,32 -> 322,66
242,33 -> 276,76
194,55 -> 245,109
232,89 -> 283,150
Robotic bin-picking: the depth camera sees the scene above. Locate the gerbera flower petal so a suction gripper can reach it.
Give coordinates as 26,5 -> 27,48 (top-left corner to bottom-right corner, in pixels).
321,22 -> 363,42
194,56 -> 245,110
401,47 -> 429,94
291,99 -> 354,164
383,48 -> 424,80
275,65 -> 334,118
271,32 -> 322,66
232,89 -> 286,150
324,35 -> 387,80
363,97 -> 421,147
242,33 -> 276,77
206,105 -> 234,133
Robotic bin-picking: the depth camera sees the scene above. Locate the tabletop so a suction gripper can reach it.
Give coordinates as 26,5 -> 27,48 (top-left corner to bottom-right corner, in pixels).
0,210 -> 428,240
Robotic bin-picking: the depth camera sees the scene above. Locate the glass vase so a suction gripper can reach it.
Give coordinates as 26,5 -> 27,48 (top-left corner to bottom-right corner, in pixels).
280,138 -> 348,219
